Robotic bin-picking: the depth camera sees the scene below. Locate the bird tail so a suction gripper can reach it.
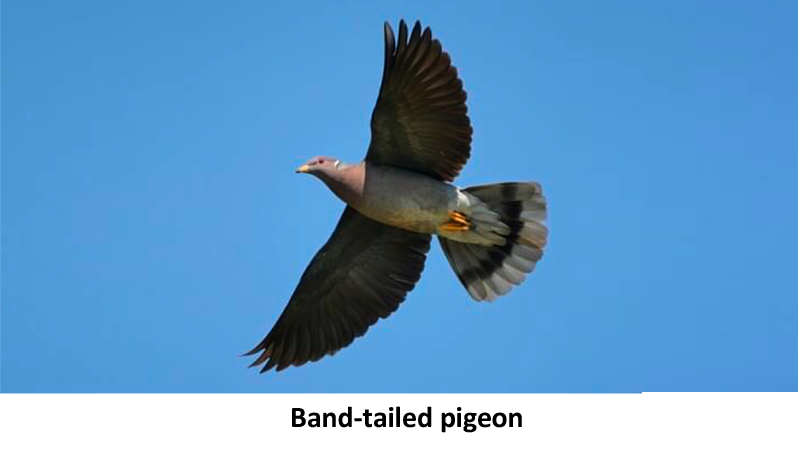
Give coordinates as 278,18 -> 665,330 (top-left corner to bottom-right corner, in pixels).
438,182 -> 548,302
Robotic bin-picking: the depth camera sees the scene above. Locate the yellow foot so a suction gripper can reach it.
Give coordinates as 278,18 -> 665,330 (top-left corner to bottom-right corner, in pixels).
440,211 -> 471,232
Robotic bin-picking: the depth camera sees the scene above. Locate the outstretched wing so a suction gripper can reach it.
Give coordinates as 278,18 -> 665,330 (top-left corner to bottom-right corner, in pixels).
245,206 -> 431,372
366,20 -> 473,182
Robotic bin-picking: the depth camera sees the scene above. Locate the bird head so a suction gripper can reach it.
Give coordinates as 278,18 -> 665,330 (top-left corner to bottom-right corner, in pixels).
296,156 -> 343,176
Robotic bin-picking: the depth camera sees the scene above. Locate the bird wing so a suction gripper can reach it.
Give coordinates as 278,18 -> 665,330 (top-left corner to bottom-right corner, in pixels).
366,20 -> 473,182
246,206 -> 431,372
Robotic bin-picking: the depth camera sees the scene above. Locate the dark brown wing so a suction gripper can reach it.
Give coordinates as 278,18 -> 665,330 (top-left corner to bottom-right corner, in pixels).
245,206 -> 431,372
366,20 -> 473,182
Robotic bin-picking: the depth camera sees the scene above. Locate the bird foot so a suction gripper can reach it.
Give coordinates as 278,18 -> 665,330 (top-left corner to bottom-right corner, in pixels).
440,211 -> 471,232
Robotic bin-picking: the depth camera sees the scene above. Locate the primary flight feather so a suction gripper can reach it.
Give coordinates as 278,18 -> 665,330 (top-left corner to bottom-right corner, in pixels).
245,20 -> 548,373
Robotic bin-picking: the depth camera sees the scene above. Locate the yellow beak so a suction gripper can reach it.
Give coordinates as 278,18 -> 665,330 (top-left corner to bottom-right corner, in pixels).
296,165 -> 310,173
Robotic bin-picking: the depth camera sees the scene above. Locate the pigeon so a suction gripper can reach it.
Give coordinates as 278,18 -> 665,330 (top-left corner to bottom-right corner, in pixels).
245,20 -> 548,372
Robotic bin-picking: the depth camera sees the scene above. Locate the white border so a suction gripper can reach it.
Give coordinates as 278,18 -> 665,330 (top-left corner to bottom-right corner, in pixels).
0,393 -> 795,456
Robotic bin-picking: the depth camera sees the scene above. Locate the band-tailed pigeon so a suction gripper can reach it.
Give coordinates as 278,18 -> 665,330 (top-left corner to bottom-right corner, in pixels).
246,20 -> 548,372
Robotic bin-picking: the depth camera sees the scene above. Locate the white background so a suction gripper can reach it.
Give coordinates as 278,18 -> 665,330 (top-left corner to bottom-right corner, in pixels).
0,393 -> 795,456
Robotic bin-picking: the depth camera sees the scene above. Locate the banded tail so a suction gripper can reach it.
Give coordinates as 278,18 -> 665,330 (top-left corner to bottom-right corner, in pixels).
439,182 -> 548,302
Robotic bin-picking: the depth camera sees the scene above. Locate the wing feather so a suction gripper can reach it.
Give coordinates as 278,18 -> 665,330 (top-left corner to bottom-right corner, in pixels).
246,206 -> 431,372
366,20 -> 472,182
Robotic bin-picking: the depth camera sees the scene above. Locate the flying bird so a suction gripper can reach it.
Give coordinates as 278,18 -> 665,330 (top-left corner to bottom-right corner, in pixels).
246,20 -> 548,372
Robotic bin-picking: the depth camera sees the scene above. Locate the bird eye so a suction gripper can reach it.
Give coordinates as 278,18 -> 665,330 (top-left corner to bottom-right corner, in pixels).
318,158 -> 325,164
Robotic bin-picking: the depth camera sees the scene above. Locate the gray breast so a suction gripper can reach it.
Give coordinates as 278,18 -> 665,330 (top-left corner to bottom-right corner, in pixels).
354,163 -> 453,234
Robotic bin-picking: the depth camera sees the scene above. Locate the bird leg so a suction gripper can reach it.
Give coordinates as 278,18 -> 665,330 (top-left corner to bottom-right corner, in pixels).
440,210 -> 472,232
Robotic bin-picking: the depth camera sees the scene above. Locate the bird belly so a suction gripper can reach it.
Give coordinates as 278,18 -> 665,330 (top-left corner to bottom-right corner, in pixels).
353,165 -> 454,234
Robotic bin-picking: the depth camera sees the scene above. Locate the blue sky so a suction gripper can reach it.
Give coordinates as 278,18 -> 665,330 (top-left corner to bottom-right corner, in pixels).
2,0 -> 796,393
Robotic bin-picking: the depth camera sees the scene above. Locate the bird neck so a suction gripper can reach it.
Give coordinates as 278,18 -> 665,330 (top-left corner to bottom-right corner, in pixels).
319,161 -> 366,206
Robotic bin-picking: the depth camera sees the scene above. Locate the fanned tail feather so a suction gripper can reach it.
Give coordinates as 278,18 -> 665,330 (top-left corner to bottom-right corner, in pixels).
439,182 -> 548,301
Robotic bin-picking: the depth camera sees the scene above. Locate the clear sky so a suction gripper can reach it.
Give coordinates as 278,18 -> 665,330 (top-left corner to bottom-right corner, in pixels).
2,0 -> 796,393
